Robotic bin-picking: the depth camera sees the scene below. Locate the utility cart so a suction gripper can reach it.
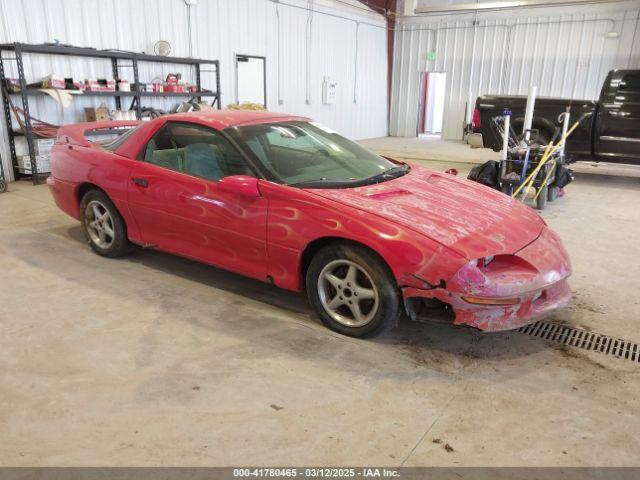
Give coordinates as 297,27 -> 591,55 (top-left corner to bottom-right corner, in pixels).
493,99 -> 575,211
499,144 -> 561,210
468,87 -> 579,210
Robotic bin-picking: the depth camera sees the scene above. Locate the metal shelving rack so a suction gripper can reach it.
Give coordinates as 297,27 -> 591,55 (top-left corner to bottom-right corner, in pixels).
0,43 -> 221,184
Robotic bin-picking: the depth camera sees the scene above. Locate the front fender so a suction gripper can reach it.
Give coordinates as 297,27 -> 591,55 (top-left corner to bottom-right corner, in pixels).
259,181 -> 467,292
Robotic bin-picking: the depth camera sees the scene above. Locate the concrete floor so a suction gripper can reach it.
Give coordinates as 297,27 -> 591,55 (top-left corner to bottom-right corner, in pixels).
1,137 -> 640,467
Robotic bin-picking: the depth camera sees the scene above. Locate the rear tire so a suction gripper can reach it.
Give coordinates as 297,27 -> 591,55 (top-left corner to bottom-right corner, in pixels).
0,179 -> 6,193
306,243 -> 400,338
80,189 -> 130,258
548,185 -> 559,202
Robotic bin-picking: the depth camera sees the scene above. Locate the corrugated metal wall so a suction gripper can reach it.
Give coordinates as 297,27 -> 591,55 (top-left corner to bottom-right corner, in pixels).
390,1 -> 640,139
0,0 -> 388,181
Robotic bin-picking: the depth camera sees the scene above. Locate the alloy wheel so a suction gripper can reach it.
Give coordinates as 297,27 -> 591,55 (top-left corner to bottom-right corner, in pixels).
317,259 -> 379,327
85,200 -> 115,249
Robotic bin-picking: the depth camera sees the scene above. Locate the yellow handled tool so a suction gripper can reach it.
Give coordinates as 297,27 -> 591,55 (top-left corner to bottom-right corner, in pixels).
512,117 -> 582,199
533,161 -> 557,202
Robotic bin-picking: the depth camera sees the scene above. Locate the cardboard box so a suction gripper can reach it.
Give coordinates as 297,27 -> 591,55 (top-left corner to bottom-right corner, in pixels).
85,104 -> 110,122
18,154 -> 49,167
35,138 -> 54,155
41,75 -> 66,89
18,155 -> 50,173
14,138 -> 55,156
85,78 -> 116,92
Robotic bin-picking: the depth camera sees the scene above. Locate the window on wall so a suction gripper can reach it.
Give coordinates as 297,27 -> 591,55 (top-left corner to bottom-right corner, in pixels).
142,122 -> 253,181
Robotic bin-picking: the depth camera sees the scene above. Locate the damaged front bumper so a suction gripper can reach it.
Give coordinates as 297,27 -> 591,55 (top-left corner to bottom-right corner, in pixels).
402,278 -> 571,332
401,226 -> 572,332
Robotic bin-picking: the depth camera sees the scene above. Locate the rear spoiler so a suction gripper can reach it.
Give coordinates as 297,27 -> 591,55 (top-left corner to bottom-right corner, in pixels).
57,120 -> 140,148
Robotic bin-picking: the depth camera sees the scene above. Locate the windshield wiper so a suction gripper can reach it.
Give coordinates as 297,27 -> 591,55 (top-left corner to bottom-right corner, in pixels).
287,178 -> 356,188
287,165 -> 409,188
362,164 -> 410,184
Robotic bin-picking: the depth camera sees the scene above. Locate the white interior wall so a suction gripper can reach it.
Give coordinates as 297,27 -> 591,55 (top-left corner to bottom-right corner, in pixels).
0,0 -> 389,181
391,0 -> 640,140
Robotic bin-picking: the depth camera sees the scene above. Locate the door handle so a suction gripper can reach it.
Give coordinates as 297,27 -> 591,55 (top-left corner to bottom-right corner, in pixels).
132,177 -> 149,188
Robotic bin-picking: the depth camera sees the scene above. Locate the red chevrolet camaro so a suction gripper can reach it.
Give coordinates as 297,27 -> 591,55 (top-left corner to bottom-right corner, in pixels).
48,110 -> 572,337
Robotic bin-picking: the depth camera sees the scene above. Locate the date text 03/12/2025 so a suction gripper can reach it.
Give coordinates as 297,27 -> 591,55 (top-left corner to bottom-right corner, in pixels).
232,468 -> 400,478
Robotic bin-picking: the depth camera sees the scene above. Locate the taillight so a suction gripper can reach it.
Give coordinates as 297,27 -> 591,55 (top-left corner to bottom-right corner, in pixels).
472,108 -> 481,129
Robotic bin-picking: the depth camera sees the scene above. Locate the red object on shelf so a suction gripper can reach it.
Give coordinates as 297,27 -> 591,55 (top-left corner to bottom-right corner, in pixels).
163,84 -> 185,93
164,73 -> 185,93
165,73 -> 180,85
85,79 -> 116,92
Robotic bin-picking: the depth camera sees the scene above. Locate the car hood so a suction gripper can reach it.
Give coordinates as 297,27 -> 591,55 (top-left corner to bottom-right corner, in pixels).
305,165 -> 545,260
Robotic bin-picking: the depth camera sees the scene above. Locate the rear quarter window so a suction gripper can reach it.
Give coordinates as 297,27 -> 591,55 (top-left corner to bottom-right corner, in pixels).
100,126 -> 140,152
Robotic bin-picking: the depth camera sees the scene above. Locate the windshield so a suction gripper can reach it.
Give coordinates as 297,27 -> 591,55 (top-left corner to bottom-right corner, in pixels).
228,121 -> 406,187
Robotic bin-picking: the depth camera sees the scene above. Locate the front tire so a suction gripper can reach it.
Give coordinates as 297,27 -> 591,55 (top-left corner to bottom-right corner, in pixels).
80,189 -> 130,258
306,243 -> 400,338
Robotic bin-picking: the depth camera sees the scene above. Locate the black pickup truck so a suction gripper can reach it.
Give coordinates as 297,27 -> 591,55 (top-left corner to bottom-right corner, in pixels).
471,69 -> 640,164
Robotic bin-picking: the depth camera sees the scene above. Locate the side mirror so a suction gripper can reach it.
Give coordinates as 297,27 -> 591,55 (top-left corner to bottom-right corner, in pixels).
217,175 -> 260,197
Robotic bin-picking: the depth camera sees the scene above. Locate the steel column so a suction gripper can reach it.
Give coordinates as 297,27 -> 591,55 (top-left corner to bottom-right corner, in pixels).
0,53 -> 17,181
15,44 -> 39,184
111,58 -> 122,110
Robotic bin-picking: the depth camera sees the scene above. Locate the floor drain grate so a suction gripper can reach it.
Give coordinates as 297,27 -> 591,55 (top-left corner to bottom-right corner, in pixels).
518,321 -> 640,363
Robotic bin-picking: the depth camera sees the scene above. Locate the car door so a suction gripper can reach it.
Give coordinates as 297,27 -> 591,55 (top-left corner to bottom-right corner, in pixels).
126,120 -> 268,281
595,71 -> 640,162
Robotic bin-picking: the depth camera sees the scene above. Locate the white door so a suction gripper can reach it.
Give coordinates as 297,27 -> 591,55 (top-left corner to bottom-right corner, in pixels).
236,55 -> 266,107
425,72 -> 447,134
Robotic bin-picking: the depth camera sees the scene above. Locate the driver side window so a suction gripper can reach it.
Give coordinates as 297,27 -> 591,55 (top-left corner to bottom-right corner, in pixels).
142,122 -> 253,181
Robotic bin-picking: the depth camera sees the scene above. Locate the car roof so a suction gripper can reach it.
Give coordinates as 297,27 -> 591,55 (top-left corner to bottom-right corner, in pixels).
113,109 -> 311,159
166,109 -> 311,129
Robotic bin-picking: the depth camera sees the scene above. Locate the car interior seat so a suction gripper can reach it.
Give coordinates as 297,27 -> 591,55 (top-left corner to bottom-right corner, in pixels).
183,143 -> 225,180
